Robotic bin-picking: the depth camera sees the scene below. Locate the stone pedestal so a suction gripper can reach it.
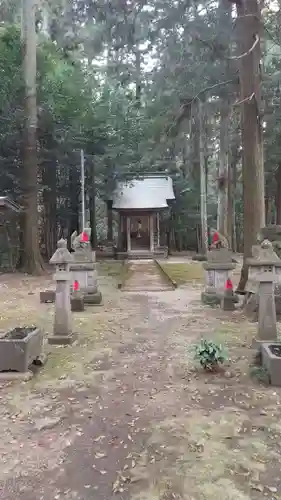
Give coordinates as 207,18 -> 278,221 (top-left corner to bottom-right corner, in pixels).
201,249 -> 236,305
221,289 -> 236,311
71,294 -> 84,312
48,239 -> 76,346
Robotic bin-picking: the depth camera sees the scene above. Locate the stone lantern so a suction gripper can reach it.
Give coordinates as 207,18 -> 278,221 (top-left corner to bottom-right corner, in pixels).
48,239 -> 76,345
245,240 -> 281,319
247,240 -> 281,293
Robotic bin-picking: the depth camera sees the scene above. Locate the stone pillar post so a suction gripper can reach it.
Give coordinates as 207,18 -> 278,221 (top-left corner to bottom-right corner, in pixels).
107,200 -> 113,242
48,239 -> 76,345
126,216 -> 131,252
117,213 -> 122,250
157,212 -> 160,248
150,214 -> 154,253
254,270 -> 277,346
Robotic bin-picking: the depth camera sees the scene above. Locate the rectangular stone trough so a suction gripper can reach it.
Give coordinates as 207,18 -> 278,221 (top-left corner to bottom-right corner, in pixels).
0,326 -> 44,373
40,290 -> 55,303
261,342 -> 281,386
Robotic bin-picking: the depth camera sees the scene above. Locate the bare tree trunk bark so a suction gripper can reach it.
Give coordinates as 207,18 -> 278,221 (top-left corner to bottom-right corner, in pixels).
42,157 -> 57,259
236,0 -> 265,292
276,164 -> 281,225
227,156 -> 233,249
217,0 -> 232,241
89,162 -> 97,248
217,101 -> 230,238
20,0 -> 43,274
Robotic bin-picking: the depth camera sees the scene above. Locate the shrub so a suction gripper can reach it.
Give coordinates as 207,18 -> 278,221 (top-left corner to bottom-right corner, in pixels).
194,339 -> 227,371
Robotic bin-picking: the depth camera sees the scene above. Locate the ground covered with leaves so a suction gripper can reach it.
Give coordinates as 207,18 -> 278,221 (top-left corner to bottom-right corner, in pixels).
0,262 -> 281,500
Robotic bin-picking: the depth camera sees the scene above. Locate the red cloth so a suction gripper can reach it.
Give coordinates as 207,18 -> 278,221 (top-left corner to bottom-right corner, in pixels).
81,231 -> 89,242
225,278 -> 233,290
73,280 -> 79,292
212,231 -> 219,243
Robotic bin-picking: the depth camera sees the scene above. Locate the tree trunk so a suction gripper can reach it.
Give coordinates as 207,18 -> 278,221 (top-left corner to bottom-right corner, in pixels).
89,162 -> 97,248
236,0 -> 265,292
265,188 -> 273,225
217,101 -> 230,238
276,164 -> 281,224
42,158 -> 57,259
20,0 -> 43,274
227,157 -> 233,250
191,100 -> 200,195
217,0 -> 232,240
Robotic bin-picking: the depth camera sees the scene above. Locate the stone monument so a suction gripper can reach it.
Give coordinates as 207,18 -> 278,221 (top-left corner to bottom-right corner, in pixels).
201,248 -> 236,305
48,239 -> 76,345
244,239 -> 281,319
254,268 -> 281,386
253,269 -> 278,347
70,229 -> 102,305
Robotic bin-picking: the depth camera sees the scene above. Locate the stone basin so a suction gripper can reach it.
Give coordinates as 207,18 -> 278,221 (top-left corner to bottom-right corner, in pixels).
0,326 -> 44,373
261,342 -> 281,386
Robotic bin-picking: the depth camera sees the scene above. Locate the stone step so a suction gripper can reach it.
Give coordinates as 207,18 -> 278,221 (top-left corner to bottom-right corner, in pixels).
123,285 -> 174,292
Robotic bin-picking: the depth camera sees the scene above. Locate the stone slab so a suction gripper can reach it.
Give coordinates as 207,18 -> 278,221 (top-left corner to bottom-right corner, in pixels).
0,370 -> 33,381
221,294 -> 236,311
71,296 -> 85,312
257,279 -> 277,341
203,262 -> 235,271
40,290 -> 55,303
48,333 -> 77,346
207,248 -> 233,264
84,292 -> 102,305
201,291 -> 220,306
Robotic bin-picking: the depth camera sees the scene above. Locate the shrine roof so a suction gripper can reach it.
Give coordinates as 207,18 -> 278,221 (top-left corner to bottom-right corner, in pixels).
110,175 -> 175,210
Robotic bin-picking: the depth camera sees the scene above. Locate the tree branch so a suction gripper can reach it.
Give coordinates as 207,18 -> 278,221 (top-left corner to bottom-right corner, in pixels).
228,34 -> 259,60
233,92 -> 255,106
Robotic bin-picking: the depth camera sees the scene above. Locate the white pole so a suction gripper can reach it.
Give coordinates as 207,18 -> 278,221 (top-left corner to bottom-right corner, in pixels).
199,100 -> 208,255
80,149 -> 85,231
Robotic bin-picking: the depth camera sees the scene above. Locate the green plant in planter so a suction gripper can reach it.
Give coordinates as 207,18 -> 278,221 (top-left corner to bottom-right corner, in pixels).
194,339 -> 227,371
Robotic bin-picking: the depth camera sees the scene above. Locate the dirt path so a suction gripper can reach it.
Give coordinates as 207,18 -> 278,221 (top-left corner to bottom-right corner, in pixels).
123,260 -> 173,291
0,268 -> 281,499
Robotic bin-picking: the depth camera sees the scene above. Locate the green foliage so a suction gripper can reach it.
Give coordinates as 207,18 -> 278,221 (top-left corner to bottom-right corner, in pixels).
194,339 -> 227,372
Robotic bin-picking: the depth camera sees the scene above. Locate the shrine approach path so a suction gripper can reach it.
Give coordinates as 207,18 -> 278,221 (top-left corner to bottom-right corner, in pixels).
0,266 -> 281,499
